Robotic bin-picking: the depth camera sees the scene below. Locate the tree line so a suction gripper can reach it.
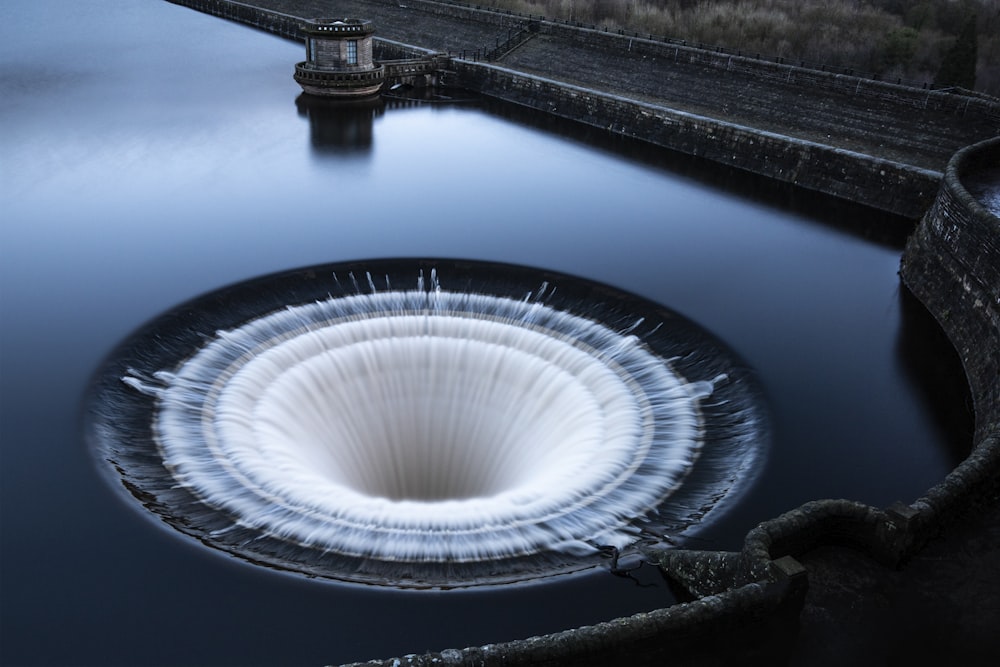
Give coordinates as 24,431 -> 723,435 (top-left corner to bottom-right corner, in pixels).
483,0 -> 997,95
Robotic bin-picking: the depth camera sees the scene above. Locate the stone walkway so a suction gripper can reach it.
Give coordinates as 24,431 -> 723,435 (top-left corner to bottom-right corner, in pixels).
242,0 -> 995,172
501,33 -> 977,170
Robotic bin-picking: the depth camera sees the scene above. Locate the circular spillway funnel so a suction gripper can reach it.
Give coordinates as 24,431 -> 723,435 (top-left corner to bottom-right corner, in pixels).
88,259 -> 768,588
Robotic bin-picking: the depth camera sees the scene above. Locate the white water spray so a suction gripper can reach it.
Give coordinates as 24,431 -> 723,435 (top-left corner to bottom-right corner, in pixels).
99,262 -> 766,587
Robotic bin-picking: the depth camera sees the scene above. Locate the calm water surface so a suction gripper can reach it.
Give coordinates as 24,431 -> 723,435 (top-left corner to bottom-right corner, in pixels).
0,1 -> 971,665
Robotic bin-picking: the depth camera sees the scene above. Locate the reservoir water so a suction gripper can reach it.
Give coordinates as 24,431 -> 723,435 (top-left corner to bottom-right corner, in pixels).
0,1 -> 972,665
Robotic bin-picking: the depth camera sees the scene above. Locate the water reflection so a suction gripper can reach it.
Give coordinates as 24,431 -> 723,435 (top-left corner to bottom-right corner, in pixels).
480,98 -> 916,249
896,288 -> 975,464
295,88 -> 482,156
296,94 -> 384,155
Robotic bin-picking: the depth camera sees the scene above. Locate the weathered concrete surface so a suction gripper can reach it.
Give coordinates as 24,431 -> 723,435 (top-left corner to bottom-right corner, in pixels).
447,61 -> 938,219
498,30 -> 989,172
901,139 -> 1000,535
791,489 -> 1000,666
340,490 -> 1000,666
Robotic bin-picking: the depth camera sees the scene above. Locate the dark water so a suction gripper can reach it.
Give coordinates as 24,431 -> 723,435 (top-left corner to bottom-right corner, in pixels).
966,166 -> 1000,215
0,1 -> 972,666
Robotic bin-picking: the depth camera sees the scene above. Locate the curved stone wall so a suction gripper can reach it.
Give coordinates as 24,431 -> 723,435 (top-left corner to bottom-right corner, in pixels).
900,137 -> 1000,527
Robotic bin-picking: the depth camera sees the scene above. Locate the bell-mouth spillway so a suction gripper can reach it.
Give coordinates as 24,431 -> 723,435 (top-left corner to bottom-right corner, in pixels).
88,258 -> 769,589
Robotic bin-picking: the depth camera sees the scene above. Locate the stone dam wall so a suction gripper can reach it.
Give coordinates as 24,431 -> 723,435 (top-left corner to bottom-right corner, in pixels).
444,59 -> 937,219
167,0 -> 999,220
533,19 -> 999,120
901,137 -> 1000,528
169,0 -> 300,37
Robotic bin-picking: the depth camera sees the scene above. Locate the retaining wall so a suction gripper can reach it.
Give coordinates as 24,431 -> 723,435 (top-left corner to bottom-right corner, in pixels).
901,137 -> 1000,528
170,0 -> 302,37
532,19 -> 999,125
165,0 -> 998,219
446,60 -> 940,218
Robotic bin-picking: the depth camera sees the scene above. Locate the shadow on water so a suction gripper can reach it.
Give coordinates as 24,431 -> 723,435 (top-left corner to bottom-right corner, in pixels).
896,287 -> 976,466
478,97 -> 916,249
296,86 -> 913,251
295,93 -> 385,156
295,87 -> 482,156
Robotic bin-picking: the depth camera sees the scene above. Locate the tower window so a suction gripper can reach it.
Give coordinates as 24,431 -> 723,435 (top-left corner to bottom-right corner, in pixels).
346,40 -> 358,65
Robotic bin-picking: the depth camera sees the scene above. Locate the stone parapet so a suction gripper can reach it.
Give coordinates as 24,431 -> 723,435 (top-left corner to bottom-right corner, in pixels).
446,60 -> 941,218
300,17 -> 375,38
533,19 -> 999,126
294,63 -> 385,96
901,137 -> 1000,527
169,0 -> 302,38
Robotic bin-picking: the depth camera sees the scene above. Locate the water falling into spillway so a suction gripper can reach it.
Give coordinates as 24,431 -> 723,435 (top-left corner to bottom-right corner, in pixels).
966,167 -> 1000,216
90,259 -> 767,588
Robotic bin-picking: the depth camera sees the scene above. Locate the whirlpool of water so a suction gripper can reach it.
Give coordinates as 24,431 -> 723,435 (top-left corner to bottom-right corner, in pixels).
90,259 -> 768,588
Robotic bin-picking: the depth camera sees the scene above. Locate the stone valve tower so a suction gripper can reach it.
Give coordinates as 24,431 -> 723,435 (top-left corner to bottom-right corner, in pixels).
294,18 -> 385,98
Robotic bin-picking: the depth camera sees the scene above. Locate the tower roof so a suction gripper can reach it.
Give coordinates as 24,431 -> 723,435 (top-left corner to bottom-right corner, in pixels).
300,18 -> 375,38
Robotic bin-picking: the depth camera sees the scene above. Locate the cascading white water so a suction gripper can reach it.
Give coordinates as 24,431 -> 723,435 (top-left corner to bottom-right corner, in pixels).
98,261 -> 766,587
